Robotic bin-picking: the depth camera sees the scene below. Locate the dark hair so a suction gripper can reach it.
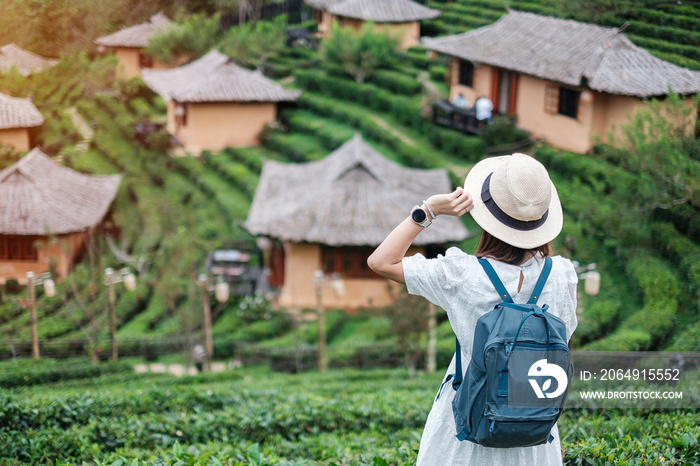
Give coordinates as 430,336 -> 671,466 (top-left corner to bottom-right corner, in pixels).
474,230 -> 552,266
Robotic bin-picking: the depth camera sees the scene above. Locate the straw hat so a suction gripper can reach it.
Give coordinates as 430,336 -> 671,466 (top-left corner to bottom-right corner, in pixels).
464,153 -> 562,249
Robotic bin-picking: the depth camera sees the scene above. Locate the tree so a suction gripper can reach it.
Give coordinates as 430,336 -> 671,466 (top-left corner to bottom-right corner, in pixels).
323,23 -> 400,84
218,15 -> 286,71
144,13 -> 221,65
605,92 -> 700,211
385,285 -> 430,377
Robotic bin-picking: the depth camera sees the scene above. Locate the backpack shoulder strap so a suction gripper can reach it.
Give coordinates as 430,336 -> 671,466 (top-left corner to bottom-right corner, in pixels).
478,258 -> 513,303
528,257 -> 552,304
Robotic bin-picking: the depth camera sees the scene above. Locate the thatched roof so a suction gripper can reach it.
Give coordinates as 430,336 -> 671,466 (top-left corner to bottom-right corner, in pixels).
0,92 -> 43,129
244,134 -> 469,246
306,0 -> 440,22
0,148 -> 122,235
0,44 -> 57,77
95,12 -> 173,48
422,10 -> 700,98
305,0 -> 344,10
142,50 -> 301,103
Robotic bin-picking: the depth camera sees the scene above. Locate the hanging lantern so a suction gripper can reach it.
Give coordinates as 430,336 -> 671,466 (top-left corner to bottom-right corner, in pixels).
215,279 -> 230,303
43,278 -> 56,298
331,274 -> 345,298
123,272 -> 137,292
584,271 -> 600,296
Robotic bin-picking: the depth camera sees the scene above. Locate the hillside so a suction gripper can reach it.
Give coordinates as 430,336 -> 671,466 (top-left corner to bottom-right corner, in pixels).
0,0 -> 699,363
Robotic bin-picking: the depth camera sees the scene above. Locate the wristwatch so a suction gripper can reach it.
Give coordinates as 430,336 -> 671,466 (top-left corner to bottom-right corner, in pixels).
411,205 -> 432,228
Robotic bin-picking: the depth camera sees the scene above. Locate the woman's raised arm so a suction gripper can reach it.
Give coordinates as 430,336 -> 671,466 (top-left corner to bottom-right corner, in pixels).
367,187 -> 473,284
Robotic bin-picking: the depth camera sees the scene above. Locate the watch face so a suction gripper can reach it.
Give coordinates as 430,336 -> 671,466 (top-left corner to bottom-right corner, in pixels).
412,208 -> 427,223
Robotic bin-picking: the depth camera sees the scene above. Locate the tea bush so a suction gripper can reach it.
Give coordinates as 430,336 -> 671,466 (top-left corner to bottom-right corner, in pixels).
1,368 -> 699,464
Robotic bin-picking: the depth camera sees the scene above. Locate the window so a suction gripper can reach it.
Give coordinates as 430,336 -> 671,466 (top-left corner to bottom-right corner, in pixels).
0,235 -> 38,261
139,52 -> 153,69
174,103 -> 187,127
543,85 -> 580,119
321,246 -> 378,279
558,87 -> 580,119
458,60 -> 474,87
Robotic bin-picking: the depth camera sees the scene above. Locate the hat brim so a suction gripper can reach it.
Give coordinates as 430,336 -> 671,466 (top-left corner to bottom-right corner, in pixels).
464,155 -> 563,250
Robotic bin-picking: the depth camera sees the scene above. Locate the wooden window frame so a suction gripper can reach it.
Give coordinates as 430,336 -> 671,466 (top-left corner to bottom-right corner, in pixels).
0,235 -> 39,261
321,246 -> 378,279
544,84 -> 580,119
139,52 -> 153,69
490,68 -> 518,116
544,84 -> 559,115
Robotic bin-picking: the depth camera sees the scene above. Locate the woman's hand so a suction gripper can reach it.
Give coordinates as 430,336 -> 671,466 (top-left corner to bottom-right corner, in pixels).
425,187 -> 473,218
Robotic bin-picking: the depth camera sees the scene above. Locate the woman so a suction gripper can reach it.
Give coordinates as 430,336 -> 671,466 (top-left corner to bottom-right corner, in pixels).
367,153 -> 578,465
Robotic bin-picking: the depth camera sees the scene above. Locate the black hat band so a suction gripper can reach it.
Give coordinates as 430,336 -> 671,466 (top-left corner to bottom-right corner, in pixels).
481,173 -> 549,231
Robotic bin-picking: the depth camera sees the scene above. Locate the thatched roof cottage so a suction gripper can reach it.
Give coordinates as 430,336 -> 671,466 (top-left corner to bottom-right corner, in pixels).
142,50 -> 301,153
245,134 -> 469,309
0,92 -> 43,152
0,148 -> 121,284
423,10 -> 700,153
0,44 -> 57,77
95,12 -> 177,79
305,0 -> 441,49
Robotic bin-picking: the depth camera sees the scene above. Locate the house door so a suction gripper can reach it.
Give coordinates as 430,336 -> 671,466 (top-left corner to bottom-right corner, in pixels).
491,68 -> 518,116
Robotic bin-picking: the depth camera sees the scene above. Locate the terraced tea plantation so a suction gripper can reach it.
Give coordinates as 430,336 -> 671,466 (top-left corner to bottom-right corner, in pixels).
1,364 -> 699,465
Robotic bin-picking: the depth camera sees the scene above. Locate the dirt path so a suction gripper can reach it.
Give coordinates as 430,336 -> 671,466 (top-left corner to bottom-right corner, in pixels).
133,362 -> 230,377
369,114 -> 416,146
65,106 -> 94,151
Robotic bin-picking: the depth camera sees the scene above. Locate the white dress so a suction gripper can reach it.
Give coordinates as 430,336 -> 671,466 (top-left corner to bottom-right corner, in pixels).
402,247 -> 578,466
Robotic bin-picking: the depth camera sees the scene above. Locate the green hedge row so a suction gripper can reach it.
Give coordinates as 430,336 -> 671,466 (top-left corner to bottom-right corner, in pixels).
439,2 -> 504,21
220,147 -> 264,173
627,33 -> 700,64
535,145 -> 636,194
0,359 -> 133,387
263,130 -> 329,162
320,63 -> 423,95
632,8 -> 700,31
584,254 -> 679,351
201,151 -> 257,199
645,49 -> 700,72
627,20 -> 700,47
297,93 -> 443,168
294,71 -> 485,162
401,48 -> 433,69
283,110 -> 357,153
440,11 -> 499,30
653,203 -> 700,244
651,223 -> 700,301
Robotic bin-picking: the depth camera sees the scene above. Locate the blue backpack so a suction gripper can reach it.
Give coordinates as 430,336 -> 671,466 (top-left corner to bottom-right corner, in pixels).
445,257 -> 573,448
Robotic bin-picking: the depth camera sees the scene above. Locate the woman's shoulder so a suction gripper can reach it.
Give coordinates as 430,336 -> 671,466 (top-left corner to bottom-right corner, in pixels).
442,247 -> 481,266
549,255 -> 578,284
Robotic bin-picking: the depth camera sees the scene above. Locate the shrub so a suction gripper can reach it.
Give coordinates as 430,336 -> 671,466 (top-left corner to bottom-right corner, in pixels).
0,359 -> 132,388
323,22 -> 400,83
482,115 -> 530,147
3,279 -> 21,295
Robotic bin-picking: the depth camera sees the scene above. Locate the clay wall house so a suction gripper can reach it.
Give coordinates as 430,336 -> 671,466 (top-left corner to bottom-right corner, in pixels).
0,92 -> 43,152
94,13 -> 179,79
305,0 -> 440,50
244,134 -> 469,310
142,50 -> 300,154
423,10 -> 700,153
0,148 -> 121,285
